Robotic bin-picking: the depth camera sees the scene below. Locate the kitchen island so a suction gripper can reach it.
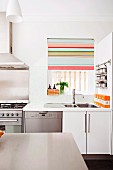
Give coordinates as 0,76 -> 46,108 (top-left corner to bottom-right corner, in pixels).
0,133 -> 88,170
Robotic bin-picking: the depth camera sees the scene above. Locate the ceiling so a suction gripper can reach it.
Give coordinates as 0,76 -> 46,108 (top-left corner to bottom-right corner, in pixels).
19,0 -> 113,20
1,0 -> 113,21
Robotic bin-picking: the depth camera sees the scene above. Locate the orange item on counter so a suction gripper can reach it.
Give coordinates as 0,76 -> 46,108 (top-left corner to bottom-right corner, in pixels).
101,95 -> 110,101
47,89 -> 60,95
94,94 -> 110,108
0,131 -> 4,137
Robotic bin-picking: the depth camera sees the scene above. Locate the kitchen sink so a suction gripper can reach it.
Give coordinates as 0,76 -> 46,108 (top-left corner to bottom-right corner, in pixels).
64,104 -> 78,108
64,103 -> 99,108
76,103 -> 99,108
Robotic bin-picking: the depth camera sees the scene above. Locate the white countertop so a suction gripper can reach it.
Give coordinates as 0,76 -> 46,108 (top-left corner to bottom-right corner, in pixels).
0,133 -> 88,170
23,103 -> 111,112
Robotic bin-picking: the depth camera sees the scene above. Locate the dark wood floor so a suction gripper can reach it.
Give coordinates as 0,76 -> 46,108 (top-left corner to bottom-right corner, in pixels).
85,160 -> 113,170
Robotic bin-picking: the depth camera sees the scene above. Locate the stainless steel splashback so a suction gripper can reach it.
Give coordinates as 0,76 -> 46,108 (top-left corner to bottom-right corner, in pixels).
0,69 -> 29,102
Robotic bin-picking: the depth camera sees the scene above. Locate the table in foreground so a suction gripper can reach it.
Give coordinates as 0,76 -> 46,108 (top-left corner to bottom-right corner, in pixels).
0,133 -> 88,170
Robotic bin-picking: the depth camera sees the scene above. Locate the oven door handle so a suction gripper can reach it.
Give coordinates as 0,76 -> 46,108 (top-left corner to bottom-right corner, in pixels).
0,119 -> 18,122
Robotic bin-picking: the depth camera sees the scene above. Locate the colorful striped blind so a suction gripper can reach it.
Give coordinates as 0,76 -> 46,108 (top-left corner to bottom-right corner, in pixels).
48,38 -> 94,70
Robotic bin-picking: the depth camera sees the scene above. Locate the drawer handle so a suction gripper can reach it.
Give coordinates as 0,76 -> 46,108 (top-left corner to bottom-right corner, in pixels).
39,112 -> 48,114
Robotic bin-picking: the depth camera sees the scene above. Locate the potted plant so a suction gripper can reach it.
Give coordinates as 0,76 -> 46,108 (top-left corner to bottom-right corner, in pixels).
56,81 -> 69,94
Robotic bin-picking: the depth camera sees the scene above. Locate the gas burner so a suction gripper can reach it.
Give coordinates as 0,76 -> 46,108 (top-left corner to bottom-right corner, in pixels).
1,104 -> 12,109
0,103 -> 27,109
13,103 -> 27,109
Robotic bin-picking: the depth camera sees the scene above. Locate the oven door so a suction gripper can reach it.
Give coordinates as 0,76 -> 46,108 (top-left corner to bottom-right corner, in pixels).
0,118 -> 22,133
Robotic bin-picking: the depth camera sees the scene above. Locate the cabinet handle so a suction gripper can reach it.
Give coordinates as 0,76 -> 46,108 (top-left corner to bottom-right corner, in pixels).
39,112 -> 48,114
88,114 -> 90,133
85,114 -> 87,133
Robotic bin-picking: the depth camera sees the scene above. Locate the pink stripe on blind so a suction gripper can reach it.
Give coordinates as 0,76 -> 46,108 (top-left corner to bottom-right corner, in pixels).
48,66 -> 94,70
48,44 -> 94,48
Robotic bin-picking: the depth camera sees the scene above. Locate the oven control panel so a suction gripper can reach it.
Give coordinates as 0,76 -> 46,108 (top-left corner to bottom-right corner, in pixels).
0,111 -> 22,117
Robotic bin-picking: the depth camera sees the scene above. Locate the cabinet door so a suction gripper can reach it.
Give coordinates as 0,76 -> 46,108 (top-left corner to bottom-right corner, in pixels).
87,111 -> 111,154
63,111 -> 86,154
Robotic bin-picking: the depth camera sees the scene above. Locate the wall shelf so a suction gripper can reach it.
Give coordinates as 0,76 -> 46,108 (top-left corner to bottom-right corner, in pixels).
96,62 -> 108,89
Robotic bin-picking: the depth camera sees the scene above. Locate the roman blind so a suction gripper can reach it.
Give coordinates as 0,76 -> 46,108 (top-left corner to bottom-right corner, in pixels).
48,38 -> 94,70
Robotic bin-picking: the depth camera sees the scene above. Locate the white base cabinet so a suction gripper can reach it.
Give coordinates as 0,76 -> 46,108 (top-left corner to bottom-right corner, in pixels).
87,111 -> 111,154
63,111 -> 86,154
63,111 -> 111,154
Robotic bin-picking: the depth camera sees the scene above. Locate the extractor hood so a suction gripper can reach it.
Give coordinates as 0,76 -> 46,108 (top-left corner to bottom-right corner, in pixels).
0,53 -> 28,70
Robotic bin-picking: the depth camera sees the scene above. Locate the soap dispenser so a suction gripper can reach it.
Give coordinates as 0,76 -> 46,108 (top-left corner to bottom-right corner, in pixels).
48,84 -> 51,89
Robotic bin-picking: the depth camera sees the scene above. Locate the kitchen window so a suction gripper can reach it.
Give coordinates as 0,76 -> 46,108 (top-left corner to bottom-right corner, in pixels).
47,38 -> 94,95
48,70 -> 94,94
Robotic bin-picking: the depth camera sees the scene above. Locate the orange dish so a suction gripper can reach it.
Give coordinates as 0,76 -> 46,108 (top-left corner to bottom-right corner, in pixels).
0,131 -> 4,137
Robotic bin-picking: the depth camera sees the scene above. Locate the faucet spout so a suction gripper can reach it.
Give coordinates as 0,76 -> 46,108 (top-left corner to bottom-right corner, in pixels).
72,89 -> 75,104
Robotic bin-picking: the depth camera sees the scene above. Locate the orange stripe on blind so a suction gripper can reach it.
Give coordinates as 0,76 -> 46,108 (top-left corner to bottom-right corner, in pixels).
48,51 -> 94,56
48,44 -> 94,48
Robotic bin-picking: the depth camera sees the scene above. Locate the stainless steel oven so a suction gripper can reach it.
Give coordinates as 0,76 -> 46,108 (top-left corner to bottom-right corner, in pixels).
0,103 -> 27,133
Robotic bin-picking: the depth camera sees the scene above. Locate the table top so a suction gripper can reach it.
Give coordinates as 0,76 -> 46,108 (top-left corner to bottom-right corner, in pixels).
0,133 -> 88,170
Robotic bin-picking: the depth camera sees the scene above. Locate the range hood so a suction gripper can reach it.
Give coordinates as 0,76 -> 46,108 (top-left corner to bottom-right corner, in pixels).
0,53 -> 28,70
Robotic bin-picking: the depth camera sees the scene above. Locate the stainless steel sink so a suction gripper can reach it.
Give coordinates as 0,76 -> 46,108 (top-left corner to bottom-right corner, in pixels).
76,103 -> 99,108
64,104 -> 78,108
64,103 -> 99,108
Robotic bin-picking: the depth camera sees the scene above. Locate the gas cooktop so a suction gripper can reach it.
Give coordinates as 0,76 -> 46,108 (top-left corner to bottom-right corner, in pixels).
0,103 -> 27,109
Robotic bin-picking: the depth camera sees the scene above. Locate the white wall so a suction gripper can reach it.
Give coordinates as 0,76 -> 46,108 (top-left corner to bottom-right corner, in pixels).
0,0 -> 8,12
12,18 -> 113,104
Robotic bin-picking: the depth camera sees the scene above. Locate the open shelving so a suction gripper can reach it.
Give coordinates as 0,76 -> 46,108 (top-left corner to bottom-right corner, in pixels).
95,60 -> 111,89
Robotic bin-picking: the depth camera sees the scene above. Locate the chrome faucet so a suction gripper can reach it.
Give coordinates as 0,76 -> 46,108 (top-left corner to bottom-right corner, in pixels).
72,89 -> 76,104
